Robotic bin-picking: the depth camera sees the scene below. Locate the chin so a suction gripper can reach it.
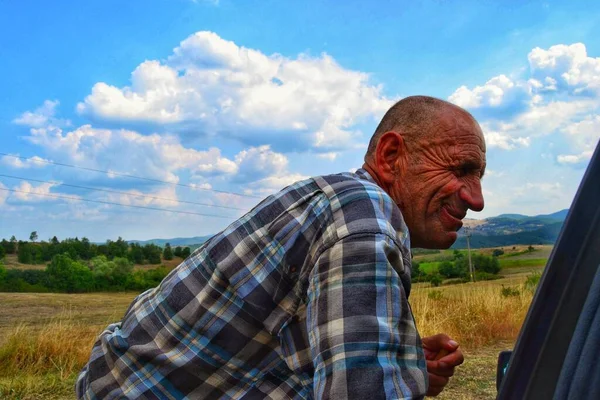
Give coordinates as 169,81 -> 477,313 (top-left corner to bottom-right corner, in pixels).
419,231 -> 457,250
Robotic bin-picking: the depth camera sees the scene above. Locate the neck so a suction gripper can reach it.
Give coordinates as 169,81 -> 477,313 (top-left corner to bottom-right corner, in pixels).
362,162 -> 386,189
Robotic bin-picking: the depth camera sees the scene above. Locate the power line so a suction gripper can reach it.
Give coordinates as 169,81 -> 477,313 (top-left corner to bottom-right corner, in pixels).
0,153 -> 261,199
0,188 -> 236,219
0,174 -> 248,211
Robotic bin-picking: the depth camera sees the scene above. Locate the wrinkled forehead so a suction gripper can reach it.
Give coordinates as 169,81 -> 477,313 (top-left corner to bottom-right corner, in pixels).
432,109 -> 486,151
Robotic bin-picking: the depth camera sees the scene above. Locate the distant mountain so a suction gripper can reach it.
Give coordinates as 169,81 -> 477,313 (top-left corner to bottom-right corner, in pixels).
454,209 -> 569,249
129,235 -> 213,247
533,209 -> 569,221
127,209 -> 570,250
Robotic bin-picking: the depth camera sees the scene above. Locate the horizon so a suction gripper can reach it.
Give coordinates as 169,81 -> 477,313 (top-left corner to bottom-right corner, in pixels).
1,1 -> 599,241
2,207 -> 569,243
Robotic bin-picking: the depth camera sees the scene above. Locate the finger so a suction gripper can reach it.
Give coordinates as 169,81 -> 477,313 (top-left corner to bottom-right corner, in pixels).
422,334 -> 460,353
426,360 -> 455,377
428,373 -> 449,388
436,348 -> 465,367
421,333 -> 451,350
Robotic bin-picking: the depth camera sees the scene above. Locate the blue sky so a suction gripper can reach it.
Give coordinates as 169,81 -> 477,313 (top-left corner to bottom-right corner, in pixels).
1,0 -> 599,242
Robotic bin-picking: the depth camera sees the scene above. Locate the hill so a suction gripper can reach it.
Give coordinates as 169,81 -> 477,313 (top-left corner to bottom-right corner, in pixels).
454,208 -> 568,249
122,209 -> 569,251
128,235 -> 213,248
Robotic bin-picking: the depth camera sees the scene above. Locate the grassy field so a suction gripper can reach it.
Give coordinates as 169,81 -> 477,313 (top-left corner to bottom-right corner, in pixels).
0,268 -> 539,400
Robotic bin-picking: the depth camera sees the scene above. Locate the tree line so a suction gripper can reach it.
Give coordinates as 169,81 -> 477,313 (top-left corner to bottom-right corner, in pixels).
0,233 -> 191,265
0,234 -> 194,293
411,250 -> 502,286
0,254 -> 170,293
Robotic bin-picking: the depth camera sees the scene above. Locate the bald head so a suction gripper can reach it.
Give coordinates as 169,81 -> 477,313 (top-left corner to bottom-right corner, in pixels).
365,95 -> 476,163
361,95 -> 486,248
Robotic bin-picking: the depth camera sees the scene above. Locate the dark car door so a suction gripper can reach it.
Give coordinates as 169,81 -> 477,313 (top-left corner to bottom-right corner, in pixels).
497,140 -> 600,399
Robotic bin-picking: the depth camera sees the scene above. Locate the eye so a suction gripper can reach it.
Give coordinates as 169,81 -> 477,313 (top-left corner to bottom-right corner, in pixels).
454,167 -> 470,177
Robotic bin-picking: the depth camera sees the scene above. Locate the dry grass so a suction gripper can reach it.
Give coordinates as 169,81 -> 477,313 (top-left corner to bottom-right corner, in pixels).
412,280 -> 534,348
0,274 -> 538,399
0,293 -> 137,399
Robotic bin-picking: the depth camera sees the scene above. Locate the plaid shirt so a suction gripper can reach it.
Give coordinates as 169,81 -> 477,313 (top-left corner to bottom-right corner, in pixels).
76,169 -> 428,399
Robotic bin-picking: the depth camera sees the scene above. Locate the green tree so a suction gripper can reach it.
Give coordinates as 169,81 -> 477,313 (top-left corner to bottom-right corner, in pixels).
163,243 -> 173,260
0,245 -> 5,259
2,237 -> 16,254
428,272 -> 443,287
438,261 -> 465,278
411,260 -> 422,279
181,247 -> 191,259
30,231 -> 38,242
174,246 -> 183,258
0,261 -> 6,283
47,254 -> 94,292
18,242 -> 33,264
128,243 -> 144,264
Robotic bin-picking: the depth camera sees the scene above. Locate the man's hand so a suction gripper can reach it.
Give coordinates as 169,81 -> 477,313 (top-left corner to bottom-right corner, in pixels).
421,334 -> 464,397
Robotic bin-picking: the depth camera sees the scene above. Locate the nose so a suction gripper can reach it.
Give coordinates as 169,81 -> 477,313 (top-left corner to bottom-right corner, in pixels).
459,179 -> 485,212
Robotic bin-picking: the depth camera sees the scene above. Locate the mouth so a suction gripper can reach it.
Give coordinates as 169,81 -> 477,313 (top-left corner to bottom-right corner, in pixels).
440,206 -> 465,231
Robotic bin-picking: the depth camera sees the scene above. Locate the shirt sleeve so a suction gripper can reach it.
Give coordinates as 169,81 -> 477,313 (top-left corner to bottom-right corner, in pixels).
306,232 -> 428,399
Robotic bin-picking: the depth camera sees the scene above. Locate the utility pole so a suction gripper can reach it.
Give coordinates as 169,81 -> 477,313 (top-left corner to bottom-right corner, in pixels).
466,228 -> 475,282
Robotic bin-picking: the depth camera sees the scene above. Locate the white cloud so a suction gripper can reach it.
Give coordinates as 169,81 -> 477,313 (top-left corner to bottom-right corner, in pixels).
77,31 -> 393,151
449,75 -> 528,109
528,43 -> 600,95
557,151 -> 594,164
316,152 -> 339,161
19,118 -> 301,203
244,173 -> 309,196
450,43 -> 600,159
104,185 -> 179,208
233,145 -> 288,182
1,154 -> 50,169
11,181 -> 69,202
24,124 -> 238,182
13,100 -> 70,128
557,115 -> 600,164
481,127 -> 530,150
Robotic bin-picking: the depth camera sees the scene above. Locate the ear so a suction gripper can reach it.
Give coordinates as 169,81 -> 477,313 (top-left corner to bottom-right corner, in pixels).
374,131 -> 407,184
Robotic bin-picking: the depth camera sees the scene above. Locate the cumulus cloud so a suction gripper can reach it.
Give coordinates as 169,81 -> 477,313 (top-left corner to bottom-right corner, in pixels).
449,43 -> 600,160
11,181 -> 67,202
103,185 -> 180,208
24,124 -> 238,182
528,43 -> 600,96
13,100 -> 70,128
244,173 -> 309,196
18,114 -> 300,208
1,154 -> 50,168
449,75 -> 530,114
77,31 -> 393,152
557,114 -> 600,164
232,145 -> 288,182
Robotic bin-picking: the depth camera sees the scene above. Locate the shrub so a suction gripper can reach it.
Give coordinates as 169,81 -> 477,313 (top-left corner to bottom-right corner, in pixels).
428,290 -> 444,300
524,272 -> 542,292
474,272 -> 502,281
438,260 -> 467,279
46,254 -> 94,293
492,249 -> 505,257
501,285 -> 520,297
428,273 -> 443,287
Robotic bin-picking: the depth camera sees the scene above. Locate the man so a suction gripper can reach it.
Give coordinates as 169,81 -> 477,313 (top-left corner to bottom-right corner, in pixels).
77,95 -> 484,399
